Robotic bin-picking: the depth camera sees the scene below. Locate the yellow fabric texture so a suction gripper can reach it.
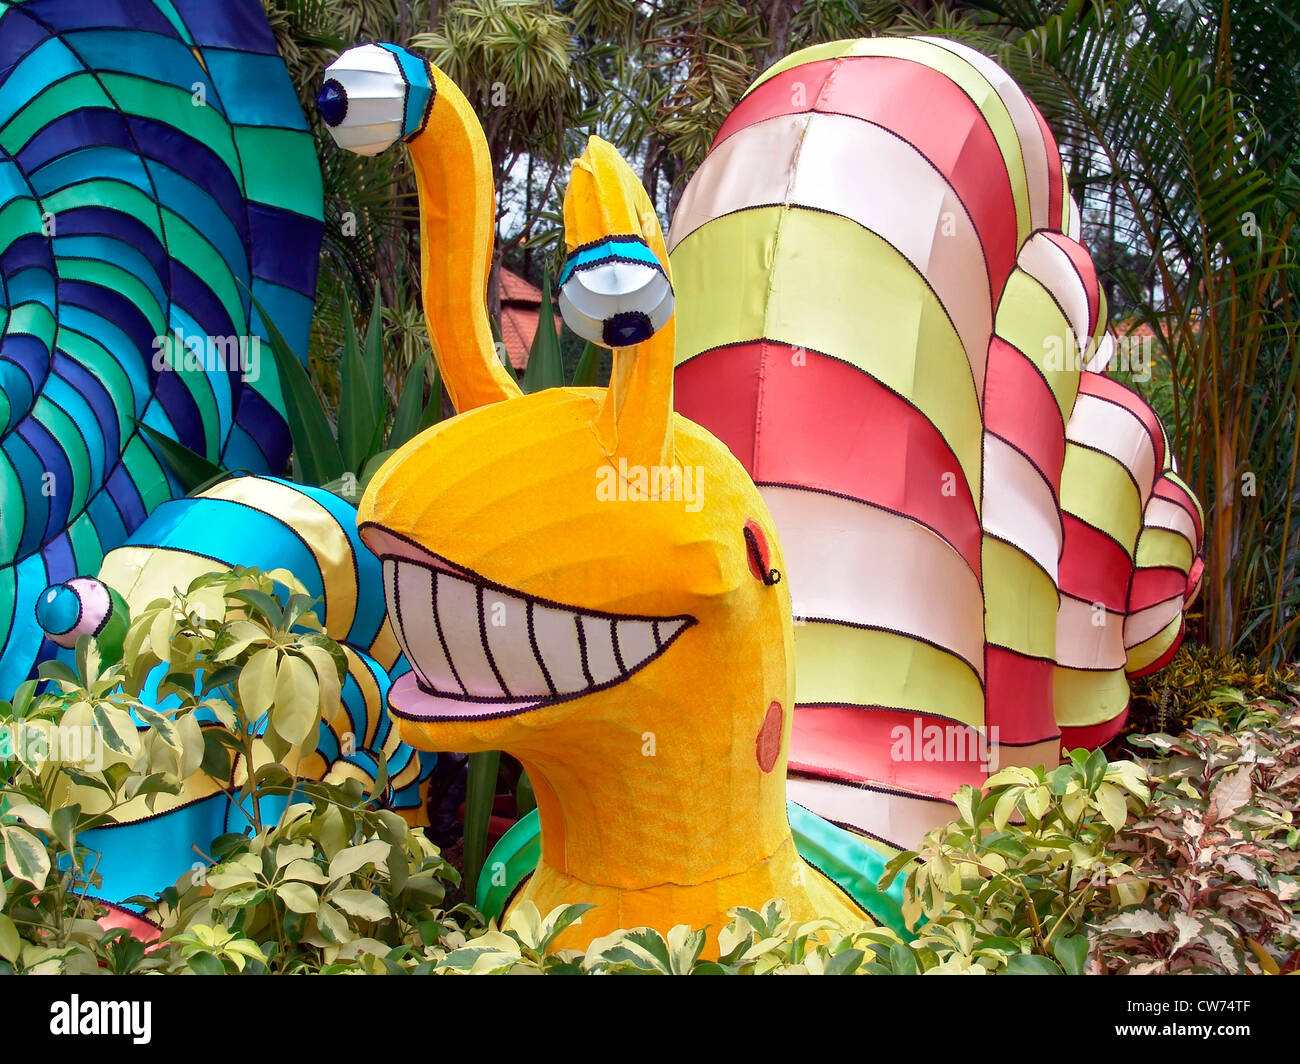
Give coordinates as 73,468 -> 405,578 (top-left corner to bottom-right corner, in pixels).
359,121 -> 867,951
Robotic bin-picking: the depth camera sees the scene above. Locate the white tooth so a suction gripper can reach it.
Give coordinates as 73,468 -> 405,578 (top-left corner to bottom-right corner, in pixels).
395,562 -> 459,693
529,603 -> 589,694
612,618 -> 656,671
578,616 -> 619,686
655,619 -> 689,650
482,589 -> 551,697
384,560 -> 423,684
435,571 -> 507,697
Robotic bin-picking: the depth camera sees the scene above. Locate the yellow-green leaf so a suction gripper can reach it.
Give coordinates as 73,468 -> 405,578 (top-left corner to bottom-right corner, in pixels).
272,653 -> 319,746
276,881 -> 320,914
2,825 -> 50,889
238,647 -> 278,720
148,607 -> 175,664
0,913 -> 19,962
327,840 -> 390,882
330,888 -> 390,922
1095,782 -> 1128,831
1024,785 -> 1050,821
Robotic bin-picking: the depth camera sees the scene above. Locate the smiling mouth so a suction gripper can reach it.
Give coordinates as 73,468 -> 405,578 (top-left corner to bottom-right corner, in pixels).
363,526 -> 695,722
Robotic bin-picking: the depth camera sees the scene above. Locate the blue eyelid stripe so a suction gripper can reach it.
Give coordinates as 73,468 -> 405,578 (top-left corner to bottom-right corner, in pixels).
378,44 -> 433,139
559,238 -> 665,287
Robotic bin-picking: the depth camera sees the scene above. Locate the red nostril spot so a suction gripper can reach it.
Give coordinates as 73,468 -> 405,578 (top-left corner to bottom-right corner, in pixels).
744,519 -> 774,583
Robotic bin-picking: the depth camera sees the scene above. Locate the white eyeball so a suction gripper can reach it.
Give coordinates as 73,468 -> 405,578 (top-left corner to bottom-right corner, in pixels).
36,577 -> 112,648
557,241 -> 674,348
318,44 -> 432,156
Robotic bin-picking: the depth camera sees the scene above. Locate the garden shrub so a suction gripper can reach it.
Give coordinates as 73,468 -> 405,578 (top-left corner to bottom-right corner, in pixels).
1,569 -> 1296,974
1126,644 -> 1297,734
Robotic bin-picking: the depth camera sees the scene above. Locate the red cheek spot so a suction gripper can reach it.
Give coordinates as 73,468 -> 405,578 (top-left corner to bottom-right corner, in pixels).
756,701 -> 783,773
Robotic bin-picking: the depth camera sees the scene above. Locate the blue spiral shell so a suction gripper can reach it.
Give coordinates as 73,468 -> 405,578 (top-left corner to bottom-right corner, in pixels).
0,0 -> 324,693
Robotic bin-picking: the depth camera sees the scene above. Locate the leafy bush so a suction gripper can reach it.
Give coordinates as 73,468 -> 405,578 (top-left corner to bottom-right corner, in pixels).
3,570 -> 1296,975
425,899 -> 896,975
146,782 -> 470,974
1098,701 -> 1300,974
874,751 -> 1151,974
0,567 -> 468,974
1126,644 -> 1298,735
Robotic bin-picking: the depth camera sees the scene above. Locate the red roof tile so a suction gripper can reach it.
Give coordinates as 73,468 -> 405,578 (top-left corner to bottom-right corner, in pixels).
498,267 -> 558,370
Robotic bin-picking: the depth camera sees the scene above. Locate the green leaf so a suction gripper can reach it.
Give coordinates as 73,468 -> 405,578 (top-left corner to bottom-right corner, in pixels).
315,901 -> 350,944
238,647 -> 278,721
993,788 -> 1022,832
37,659 -> 81,690
462,750 -> 500,899
271,653 -> 319,746
622,928 -> 672,971
212,619 -> 270,662
200,729 -> 234,780
521,274 -> 564,393
389,351 -> 431,449
1084,748 -> 1108,791
2,825 -> 50,889
418,362 -> 445,433
571,339 -> 603,387
888,942 -> 918,974
0,913 -> 20,963
185,951 -> 225,975
1095,782 -> 1129,832
1004,954 -> 1064,975
1053,934 -> 1089,976
362,283 -> 387,417
90,703 -> 138,756
538,902 -> 595,952
327,840 -> 390,881
230,589 -> 284,629
330,889 -> 390,922
338,296 -> 384,474
823,948 -> 865,975
276,881 -> 320,915
135,422 -> 226,494
250,294 -> 344,486
51,804 -> 79,861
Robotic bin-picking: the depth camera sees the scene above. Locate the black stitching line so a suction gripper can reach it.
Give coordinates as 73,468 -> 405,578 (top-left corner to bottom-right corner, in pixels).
391,617 -> 696,722
794,617 -> 986,689
1076,380 -> 1166,471
786,770 -> 957,806
359,523 -> 695,624
478,584 -> 512,698
575,616 -> 594,688
431,571 -> 467,696
564,232 -> 646,256
527,601 -> 557,697
610,617 -> 626,674
91,584 -> 113,637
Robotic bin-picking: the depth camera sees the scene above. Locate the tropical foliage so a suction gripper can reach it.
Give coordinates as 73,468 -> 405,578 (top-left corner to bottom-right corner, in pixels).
2,567 -> 1295,972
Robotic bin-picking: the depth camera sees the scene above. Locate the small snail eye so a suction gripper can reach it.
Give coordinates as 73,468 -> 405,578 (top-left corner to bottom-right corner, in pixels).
36,577 -> 113,647
743,520 -> 780,585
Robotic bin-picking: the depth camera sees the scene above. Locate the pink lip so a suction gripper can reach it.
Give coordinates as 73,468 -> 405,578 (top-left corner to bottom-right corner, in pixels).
387,672 -> 547,722
359,524 -> 479,580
